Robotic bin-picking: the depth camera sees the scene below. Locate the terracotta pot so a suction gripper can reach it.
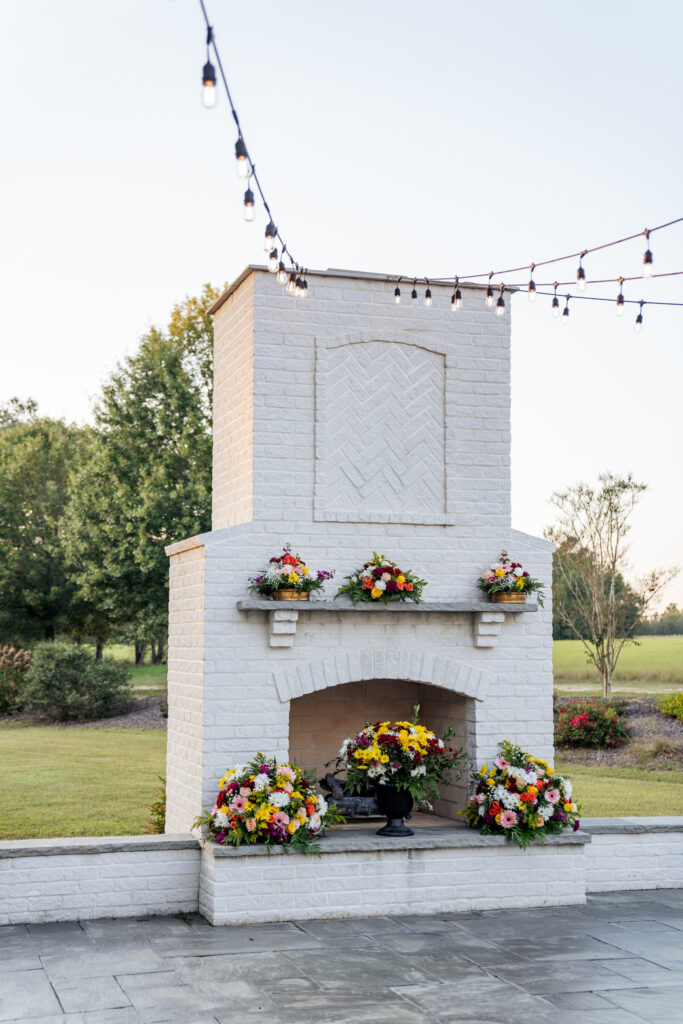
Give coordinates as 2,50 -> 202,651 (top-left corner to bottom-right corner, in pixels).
374,784 -> 414,837
273,589 -> 300,601
490,591 -> 527,604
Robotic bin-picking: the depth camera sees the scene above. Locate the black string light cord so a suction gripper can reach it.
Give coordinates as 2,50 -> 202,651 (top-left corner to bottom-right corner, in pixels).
429,216 -> 683,285
198,0 -> 308,295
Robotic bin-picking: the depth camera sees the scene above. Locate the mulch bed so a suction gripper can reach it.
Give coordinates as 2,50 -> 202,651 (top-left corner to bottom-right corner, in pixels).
0,697 -> 167,730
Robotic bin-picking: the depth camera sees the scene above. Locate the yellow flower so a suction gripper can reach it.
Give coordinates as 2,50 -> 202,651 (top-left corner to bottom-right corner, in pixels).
302,566 -> 309,575
254,805 -> 271,822
288,573 -> 298,584
516,578 -> 525,589
287,821 -> 299,834
526,786 -> 538,798
371,588 -> 382,599
479,764 -> 488,777
380,754 -> 389,763
495,813 -> 502,825
291,791 -> 302,800
494,568 -> 505,577
397,575 -> 405,584
518,801 -> 525,810
243,801 -> 254,812
564,802 -> 576,813
485,777 -> 495,787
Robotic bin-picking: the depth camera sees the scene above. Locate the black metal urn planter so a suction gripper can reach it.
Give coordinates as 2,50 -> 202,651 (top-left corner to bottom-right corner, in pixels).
375,783 -> 414,837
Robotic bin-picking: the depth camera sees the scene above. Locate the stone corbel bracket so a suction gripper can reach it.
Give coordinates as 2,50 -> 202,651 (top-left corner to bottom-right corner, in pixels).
236,599 -> 536,649
473,610 -> 506,648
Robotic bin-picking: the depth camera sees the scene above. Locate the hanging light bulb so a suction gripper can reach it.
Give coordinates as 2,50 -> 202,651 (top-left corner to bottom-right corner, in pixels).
301,276 -> 309,298
243,188 -> 255,221
451,281 -> 463,312
495,284 -> 506,318
616,279 -> 625,316
235,138 -> 250,179
485,274 -> 494,307
394,286 -> 401,305
264,221 -> 278,252
551,284 -> 560,318
424,282 -> 432,307
527,264 -> 536,302
268,248 -> 279,272
202,60 -> 217,107
277,261 -> 287,285
411,280 -> 418,306
562,297 -> 570,324
643,232 -> 653,277
635,301 -> 644,332
286,271 -> 297,294
202,27 -> 217,107
577,253 -> 587,291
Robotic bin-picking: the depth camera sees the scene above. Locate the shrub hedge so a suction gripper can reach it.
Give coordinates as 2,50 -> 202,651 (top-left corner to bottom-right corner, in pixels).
21,641 -> 133,722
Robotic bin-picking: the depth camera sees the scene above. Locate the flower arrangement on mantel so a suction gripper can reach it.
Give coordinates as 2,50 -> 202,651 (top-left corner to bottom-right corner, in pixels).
193,754 -> 344,854
335,552 -> 427,605
337,713 -> 465,803
477,552 -> 545,606
462,740 -> 579,849
248,544 -> 334,601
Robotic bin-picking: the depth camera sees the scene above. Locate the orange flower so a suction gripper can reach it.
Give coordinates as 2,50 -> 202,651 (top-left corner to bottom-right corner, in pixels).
397,581 -> 405,590
306,803 -> 316,816
406,582 -> 414,591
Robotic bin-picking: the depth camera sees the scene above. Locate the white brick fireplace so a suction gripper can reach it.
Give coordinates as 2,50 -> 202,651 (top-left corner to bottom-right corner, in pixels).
164,266 -> 554,837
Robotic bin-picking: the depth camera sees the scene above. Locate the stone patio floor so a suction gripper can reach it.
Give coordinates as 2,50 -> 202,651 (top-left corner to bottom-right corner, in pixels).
1,890 -> 683,1024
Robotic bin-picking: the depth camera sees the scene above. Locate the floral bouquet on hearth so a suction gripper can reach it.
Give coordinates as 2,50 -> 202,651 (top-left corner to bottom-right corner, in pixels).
335,552 -> 427,605
248,544 -> 334,599
462,740 -> 579,849
192,754 -> 344,854
337,713 -> 465,803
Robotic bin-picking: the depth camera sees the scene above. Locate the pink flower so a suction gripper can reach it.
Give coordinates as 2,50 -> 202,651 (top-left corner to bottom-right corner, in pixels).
545,789 -> 561,804
273,812 -> 290,827
381,572 -> 391,582
239,787 -> 252,797
494,756 -> 510,770
500,811 -> 518,828
245,818 -> 257,832
229,796 -> 247,813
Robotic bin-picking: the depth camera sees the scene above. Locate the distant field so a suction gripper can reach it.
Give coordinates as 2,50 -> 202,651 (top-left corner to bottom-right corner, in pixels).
554,635 -> 683,695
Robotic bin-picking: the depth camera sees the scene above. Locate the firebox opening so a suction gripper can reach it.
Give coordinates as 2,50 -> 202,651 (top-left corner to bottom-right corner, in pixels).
288,678 -> 471,823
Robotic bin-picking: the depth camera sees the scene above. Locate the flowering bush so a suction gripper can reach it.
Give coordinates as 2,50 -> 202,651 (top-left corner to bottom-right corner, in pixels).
477,551 -> 545,605
338,714 -> 465,802
555,697 -> 630,748
248,544 -> 334,596
193,754 -> 344,854
462,740 -> 580,849
0,644 -> 31,714
660,692 -> 683,724
336,552 -> 427,605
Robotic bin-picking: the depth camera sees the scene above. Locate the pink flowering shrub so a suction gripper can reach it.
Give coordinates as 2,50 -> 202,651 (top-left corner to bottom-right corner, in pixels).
555,697 -> 630,748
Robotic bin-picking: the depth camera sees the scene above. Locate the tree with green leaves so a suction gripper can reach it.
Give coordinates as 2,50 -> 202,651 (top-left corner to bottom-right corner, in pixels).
61,285 -> 218,657
0,401 -> 86,642
546,473 -> 679,696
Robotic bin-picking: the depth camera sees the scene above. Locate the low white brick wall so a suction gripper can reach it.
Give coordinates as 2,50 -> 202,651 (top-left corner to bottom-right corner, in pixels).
583,818 -> 683,892
0,835 -> 200,926
199,830 -> 590,926
2,819 -> 682,926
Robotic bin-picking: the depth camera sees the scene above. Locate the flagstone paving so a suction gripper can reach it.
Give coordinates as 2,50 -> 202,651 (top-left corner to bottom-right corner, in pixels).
1,890 -> 682,1023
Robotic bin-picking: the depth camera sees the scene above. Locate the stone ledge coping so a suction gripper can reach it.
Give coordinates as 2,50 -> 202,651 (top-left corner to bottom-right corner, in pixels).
237,598 -> 537,615
581,817 -> 683,835
0,834 -> 200,859
202,826 -> 590,858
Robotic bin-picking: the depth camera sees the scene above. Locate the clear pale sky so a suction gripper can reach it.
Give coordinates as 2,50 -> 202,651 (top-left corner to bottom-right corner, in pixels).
2,0 -> 681,606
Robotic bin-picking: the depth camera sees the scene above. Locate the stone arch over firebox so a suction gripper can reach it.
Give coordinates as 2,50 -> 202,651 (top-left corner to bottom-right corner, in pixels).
272,650 -> 492,704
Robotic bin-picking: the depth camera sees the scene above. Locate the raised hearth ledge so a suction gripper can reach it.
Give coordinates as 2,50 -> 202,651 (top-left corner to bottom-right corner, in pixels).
203,824 -> 589,857
236,597 -> 537,649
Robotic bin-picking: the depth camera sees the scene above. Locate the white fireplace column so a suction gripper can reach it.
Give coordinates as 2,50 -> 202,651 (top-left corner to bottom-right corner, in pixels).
165,267 -> 554,834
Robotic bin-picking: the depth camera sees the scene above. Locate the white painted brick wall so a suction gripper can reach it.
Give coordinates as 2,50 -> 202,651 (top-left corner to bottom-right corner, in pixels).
200,839 -> 587,926
167,268 -> 555,835
585,829 -> 683,892
0,838 -> 199,925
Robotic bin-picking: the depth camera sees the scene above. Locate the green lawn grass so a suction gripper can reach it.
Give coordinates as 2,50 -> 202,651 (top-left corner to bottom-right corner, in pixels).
0,727 -> 167,840
554,635 -> 683,694
555,760 -> 683,816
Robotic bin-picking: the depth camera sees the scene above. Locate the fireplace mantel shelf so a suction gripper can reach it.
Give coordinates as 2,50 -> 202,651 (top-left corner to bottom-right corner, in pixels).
236,598 -> 537,649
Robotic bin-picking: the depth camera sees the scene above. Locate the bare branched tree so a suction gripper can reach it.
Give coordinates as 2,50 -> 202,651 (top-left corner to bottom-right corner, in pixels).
545,473 -> 679,697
